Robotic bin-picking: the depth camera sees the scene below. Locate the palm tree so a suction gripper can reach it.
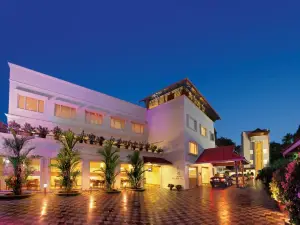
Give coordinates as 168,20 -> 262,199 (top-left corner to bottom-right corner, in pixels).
126,151 -> 146,189
2,129 -> 35,195
51,130 -> 81,193
282,133 -> 294,146
98,140 -> 120,191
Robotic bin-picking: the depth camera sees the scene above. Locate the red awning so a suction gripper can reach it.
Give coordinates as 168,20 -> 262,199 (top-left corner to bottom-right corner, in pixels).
195,145 -> 249,165
143,156 -> 172,165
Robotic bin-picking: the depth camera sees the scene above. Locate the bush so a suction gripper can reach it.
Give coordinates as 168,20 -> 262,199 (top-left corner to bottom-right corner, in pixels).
176,185 -> 183,191
168,184 -> 174,190
281,160 -> 300,225
256,167 -> 274,188
270,167 -> 286,203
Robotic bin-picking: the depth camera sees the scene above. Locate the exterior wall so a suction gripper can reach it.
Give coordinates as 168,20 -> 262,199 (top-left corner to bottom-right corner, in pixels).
7,63 -> 147,142
146,96 -> 186,188
241,132 -> 251,166
2,63 -> 220,191
0,133 -> 165,191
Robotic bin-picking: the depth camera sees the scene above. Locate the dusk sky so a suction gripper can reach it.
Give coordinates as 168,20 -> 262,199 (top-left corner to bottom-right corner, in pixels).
0,1 -> 300,144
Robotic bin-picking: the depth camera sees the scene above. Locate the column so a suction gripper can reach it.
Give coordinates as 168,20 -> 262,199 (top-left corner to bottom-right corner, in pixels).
115,164 -> 121,189
82,159 -> 90,190
41,157 -> 50,192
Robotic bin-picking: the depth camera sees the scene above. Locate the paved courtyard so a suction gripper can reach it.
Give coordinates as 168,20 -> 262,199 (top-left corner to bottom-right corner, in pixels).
0,182 -> 286,225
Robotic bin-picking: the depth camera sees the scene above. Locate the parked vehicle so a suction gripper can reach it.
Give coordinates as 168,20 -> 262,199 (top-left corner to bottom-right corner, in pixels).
210,174 -> 233,188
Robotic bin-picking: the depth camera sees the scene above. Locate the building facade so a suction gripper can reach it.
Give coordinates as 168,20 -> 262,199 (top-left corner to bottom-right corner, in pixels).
0,63 -> 220,191
241,129 -> 270,175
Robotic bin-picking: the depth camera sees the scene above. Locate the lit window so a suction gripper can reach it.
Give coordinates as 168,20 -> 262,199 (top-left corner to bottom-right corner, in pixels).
264,159 -> 268,165
189,142 -> 198,155
209,131 -> 215,141
132,123 -> 144,134
187,114 -> 197,131
85,111 -> 103,125
200,125 -> 207,137
250,150 -> 254,154
55,104 -> 76,119
263,149 -> 267,154
250,160 -> 254,165
17,95 -> 44,113
111,117 -> 125,130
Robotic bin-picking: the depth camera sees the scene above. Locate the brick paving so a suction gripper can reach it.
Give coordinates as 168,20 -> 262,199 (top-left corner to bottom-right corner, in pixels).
0,182 -> 286,225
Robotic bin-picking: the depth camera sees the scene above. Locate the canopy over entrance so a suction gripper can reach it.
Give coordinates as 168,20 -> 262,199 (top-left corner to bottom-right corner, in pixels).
195,145 -> 249,166
143,156 -> 172,165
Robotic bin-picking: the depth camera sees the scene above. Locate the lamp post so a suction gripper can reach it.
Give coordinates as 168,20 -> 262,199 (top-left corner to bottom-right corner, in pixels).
43,184 -> 47,195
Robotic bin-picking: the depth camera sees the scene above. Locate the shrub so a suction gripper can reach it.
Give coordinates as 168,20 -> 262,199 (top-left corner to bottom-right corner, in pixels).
176,184 -> 183,191
37,126 -> 49,138
23,123 -> 35,135
88,133 -> 96,144
53,126 -> 62,140
281,160 -> 300,225
8,121 -> 21,131
168,184 -> 174,190
256,167 -> 274,188
270,167 -> 286,203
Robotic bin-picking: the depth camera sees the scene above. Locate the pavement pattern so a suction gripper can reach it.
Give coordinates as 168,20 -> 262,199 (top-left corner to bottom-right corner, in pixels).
0,182 -> 286,225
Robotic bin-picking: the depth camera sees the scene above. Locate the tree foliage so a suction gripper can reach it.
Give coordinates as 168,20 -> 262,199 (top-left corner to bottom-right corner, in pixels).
98,140 -> 120,191
50,130 -> 81,192
2,129 -> 35,195
126,151 -> 146,189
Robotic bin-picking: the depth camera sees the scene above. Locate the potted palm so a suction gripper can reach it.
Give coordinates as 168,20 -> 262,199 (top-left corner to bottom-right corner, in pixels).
98,140 -> 120,193
36,126 -> 49,138
8,121 -> 21,133
150,144 -> 157,153
97,136 -> 105,146
138,142 -> 144,151
1,129 -> 35,199
53,126 -> 62,140
114,138 -> 122,148
51,131 -> 81,196
88,133 -> 96,144
144,143 -> 150,152
123,140 -> 131,149
126,151 -> 146,191
23,123 -> 35,136
131,141 -> 138,151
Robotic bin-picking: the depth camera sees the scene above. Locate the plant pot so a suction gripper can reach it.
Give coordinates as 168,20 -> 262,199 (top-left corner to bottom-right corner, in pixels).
106,189 -> 121,194
130,188 -> 145,192
0,193 -> 32,200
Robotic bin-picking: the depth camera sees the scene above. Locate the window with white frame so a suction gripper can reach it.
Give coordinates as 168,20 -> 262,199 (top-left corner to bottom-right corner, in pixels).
85,111 -> 103,125
18,94 -> 44,113
111,117 -> 125,130
55,104 -> 76,119
132,123 -> 144,134
186,114 -> 197,131
189,141 -> 198,155
200,125 -> 207,137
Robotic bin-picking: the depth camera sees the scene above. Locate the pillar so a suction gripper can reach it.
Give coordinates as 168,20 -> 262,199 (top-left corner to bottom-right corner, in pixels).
82,159 -> 90,190
115,164 -> 121,189
235,161 -> 239,188
41,157 -> 50,192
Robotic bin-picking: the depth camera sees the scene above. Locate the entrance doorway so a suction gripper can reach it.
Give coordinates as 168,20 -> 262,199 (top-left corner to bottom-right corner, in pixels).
144,165 -> 161,187
189,167 -> 198,188
201,167 -> 209,184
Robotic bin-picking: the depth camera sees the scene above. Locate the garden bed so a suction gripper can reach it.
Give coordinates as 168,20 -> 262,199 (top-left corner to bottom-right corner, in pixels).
106,190 -> 121,194
0,192 -> 32,200
56,191 -> 81,196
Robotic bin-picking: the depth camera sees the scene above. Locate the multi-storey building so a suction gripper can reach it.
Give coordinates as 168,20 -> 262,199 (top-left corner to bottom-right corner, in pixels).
241,129 -> 270,175
0,63 -> 220,191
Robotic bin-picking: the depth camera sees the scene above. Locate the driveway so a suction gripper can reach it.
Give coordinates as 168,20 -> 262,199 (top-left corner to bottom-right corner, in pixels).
0,183 -> 286,225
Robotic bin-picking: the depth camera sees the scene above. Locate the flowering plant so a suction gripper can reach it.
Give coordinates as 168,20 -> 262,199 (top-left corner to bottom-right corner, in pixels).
281,160 -> 300,224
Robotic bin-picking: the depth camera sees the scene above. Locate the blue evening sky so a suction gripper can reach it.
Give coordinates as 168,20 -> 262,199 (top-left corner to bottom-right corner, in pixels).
0,0 -> 300,144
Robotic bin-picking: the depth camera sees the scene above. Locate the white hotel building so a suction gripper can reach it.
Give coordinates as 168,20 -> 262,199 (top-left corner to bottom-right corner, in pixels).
0,63 -> 221,191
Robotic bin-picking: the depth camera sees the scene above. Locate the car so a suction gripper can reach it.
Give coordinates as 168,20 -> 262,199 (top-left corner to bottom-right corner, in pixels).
210,174 -> 233,188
